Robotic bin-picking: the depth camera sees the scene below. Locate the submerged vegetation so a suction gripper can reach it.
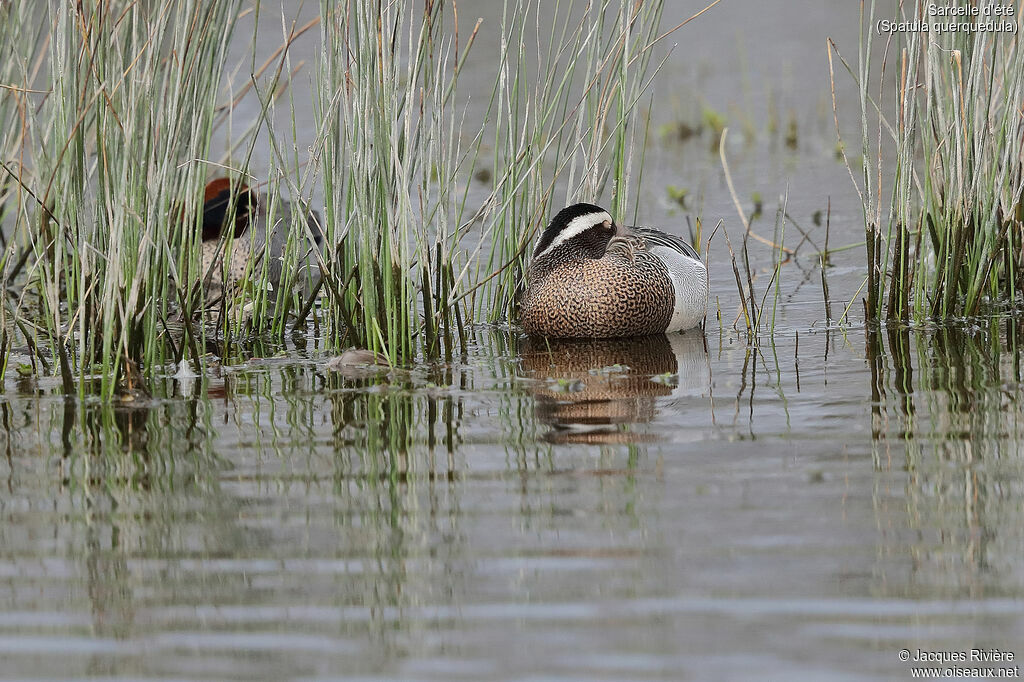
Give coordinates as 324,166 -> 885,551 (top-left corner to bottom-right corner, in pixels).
831,0 -> 1024,322
0,0 -> 717,394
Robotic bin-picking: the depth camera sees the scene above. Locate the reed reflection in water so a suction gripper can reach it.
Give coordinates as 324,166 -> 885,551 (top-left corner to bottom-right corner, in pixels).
867,320 -> 1024,598
2,322 -> 1024,678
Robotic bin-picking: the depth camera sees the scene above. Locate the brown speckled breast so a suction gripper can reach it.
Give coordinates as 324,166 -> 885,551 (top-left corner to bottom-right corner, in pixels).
520,246 -> 674,338
201,239 -> 254,300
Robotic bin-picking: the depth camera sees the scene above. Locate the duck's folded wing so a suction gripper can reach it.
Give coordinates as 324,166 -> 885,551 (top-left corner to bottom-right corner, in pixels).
605,234 -> 643,258
627,225 -> 700,261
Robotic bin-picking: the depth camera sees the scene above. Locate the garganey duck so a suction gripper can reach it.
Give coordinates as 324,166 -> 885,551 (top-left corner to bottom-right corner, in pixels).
197,178 -> 323,299
520,203 -> 707,338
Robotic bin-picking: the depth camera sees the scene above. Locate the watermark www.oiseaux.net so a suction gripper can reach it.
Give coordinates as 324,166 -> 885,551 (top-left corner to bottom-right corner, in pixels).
878,2 -> 1018,35
899,648 -> 1020,679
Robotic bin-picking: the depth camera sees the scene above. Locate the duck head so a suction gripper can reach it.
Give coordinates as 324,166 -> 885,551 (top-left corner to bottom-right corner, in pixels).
532,202 -> 626,264
200,178 -> 259,242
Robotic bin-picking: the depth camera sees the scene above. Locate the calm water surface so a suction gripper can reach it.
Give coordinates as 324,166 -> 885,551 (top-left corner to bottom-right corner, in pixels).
3,318 -> 1023,680
2,0 -> 1023,680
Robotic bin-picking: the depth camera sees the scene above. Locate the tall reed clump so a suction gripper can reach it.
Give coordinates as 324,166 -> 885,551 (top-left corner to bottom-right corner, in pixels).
214,12 -> 325,347
831,0 -> 1024,321
0,0 -> 50,378
2,0 -> 244,397
314,0 -> 699,362
2,0 -> 712,392
0,1 -> 48,214
315,0 -> 480,364
475,0 -> 671,323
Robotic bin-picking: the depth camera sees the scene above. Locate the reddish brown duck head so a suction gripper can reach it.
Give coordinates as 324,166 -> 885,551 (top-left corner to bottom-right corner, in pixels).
193,178 -> 324,301
199,178 -> 260,242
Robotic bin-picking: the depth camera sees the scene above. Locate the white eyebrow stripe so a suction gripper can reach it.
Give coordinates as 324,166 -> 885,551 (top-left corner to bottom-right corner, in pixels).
535,211 -> 612,259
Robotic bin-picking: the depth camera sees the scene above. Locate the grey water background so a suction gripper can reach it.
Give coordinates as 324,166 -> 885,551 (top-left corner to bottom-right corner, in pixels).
3,1 -> 1024,680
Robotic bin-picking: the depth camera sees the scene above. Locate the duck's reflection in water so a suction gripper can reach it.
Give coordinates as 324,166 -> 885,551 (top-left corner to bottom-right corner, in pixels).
520,333 -> 709,444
